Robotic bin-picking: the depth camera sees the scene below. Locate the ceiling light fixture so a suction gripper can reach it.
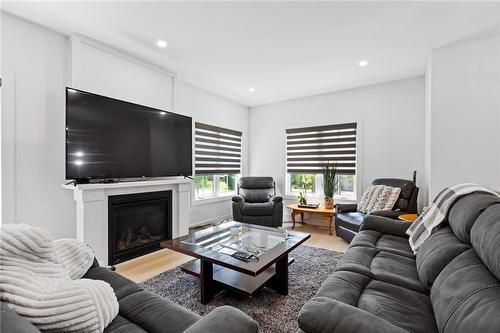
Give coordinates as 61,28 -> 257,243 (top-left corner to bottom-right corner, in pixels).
248,87 -> 256,92
75,151 -> 84,157
358,60 -> 368,67
157,40 -> 168,48
74,160 -> 84,166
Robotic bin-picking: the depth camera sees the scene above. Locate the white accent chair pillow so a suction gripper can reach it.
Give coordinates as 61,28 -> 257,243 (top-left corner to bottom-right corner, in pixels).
357,185 -> 401,214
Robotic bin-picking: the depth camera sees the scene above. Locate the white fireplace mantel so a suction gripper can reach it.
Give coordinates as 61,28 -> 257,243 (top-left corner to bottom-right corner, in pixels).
62,178 -> 192,265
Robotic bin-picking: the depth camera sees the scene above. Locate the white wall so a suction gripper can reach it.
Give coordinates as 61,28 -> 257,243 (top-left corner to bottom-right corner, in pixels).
428,34 -> 500,200
249,77 -> 426,216
1,13 -> 249,238
1,13 -> 75,237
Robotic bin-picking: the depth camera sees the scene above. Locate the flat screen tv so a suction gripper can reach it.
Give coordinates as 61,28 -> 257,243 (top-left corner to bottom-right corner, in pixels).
66,88 -> 192,181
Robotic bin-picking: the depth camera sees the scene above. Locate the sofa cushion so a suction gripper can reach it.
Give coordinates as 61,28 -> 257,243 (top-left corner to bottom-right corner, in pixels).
336,245 -> 427,294
416,226 -> 470,288
470,204 -> 500,280
105,315 -> 148,333
357,185 -> 401,214
309,270 -> 438,333
241,202 -> 274,216
299,297 -> 410,333
83,267 -> 143,301
84,267 -> 201,333
448,193 -> 500,243
430,249 -> 500,333
336,212 -> 364,232
372,178 -> 415,211
349,230 -> 414,259
1,302 -> 40,333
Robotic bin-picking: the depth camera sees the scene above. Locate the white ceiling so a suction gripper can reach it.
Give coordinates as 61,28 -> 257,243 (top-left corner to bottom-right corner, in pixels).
2,1 -> 500,107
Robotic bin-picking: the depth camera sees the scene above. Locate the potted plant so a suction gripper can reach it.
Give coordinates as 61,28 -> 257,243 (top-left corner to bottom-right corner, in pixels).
298,192 -> 307,205
323,161 -> 340,209
294,174 -> 312,205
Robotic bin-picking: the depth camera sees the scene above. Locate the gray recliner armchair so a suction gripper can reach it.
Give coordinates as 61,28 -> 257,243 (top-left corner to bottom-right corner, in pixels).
232,177 -> 283,227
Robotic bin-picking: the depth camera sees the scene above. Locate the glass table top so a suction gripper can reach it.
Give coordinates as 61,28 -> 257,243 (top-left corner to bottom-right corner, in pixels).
182,222 -> 289,260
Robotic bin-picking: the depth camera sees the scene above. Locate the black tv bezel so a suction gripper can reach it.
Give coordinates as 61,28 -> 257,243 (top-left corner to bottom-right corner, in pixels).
65,87 -> 193,181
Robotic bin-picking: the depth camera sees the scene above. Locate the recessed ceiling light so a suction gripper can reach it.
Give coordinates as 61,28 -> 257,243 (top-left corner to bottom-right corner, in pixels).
358,60 -> 368,67
248,87 -> 256,92
74,160 -> 84,166
159,111 -> 167,116
75,151 -> 84,157
157,40 -> 168,48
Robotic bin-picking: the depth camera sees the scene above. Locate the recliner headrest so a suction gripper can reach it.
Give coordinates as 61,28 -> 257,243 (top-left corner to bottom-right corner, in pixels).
238,177 -> 275,189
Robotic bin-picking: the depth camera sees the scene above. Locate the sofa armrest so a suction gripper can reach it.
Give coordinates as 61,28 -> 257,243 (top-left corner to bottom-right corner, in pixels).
183,306 -> 258,333
269,195 -> 283,204
232,195 -> 245,204
360,215 -> 410,237
298,297 -> 407,333
1,303 -> 41,333
370,210 -> 405,220
335,203 -> 357,213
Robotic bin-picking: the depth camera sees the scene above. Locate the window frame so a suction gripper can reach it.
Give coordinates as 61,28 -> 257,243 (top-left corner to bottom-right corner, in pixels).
193,173 -> 240,204
286,173 -> 357,201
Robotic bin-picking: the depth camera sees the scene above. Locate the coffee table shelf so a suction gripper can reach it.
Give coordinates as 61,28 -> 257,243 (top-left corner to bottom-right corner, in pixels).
181,257 -> 296,296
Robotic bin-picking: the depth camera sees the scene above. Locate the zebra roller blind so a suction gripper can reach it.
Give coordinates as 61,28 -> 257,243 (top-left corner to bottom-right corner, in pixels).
286,122 -> 357,175
195,122 -> 242,175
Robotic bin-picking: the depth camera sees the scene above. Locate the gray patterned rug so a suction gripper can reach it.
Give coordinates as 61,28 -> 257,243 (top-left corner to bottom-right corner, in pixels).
141,245 -> 343,333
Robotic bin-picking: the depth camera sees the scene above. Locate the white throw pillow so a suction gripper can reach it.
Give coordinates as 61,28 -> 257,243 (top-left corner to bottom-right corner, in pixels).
357,185 -> 401,214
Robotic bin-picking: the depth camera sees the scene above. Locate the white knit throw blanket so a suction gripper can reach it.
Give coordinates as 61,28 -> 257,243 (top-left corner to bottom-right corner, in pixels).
0,224 -> 119,332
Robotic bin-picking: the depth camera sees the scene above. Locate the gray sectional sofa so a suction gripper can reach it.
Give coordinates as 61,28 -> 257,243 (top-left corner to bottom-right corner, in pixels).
298,192 -> 500,333
1,259 -> 258,333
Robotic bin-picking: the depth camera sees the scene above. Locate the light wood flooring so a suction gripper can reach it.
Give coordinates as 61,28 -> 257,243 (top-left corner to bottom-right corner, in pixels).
116,222 -> 348,283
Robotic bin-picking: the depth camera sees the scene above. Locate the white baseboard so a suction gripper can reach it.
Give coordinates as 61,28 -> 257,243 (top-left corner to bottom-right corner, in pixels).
189,214 -> 232,228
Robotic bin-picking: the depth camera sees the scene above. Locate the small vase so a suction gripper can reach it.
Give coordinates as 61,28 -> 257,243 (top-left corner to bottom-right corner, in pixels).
324,197 -> 334,209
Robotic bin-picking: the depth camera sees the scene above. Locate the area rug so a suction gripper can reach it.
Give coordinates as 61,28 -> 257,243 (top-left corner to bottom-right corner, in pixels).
141,245 -> 343,333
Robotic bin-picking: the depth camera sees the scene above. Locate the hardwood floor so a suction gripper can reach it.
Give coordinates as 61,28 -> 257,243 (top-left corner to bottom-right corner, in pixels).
116,222 -> 348,283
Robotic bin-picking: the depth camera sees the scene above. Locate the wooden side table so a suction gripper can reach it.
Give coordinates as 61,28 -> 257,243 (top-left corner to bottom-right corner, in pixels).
286,204 -> 335,235
398,214 -> 418,222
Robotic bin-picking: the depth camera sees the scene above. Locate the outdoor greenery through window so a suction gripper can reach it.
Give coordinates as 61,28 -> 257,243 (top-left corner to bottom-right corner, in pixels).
289,173 -> 356,199
218,174 -> 236,193
195,174 -> 237,200
291,174 -> 315,192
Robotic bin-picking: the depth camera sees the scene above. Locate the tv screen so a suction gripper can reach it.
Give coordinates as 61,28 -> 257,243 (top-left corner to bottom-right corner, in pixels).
66,88 -> 192,180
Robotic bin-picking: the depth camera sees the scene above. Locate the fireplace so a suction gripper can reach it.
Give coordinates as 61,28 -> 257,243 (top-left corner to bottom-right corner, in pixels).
108,190 -> 172,265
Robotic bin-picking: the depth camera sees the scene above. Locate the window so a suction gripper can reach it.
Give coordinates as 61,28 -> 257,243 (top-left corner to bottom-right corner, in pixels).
286,122 -> 357,199
194,122 -> 242,200
290,173 -> 315,193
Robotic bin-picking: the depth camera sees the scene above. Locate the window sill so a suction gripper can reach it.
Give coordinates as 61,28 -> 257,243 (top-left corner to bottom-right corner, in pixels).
192,193 -> 234,206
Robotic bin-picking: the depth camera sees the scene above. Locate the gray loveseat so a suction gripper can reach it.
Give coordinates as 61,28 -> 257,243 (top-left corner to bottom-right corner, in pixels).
1,259 -> 258,333
232,176 -> 283,227
298,192 -> 500,333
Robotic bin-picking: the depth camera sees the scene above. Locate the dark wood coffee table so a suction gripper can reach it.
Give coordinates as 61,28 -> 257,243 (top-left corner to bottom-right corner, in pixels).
161,222 -> 310,304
